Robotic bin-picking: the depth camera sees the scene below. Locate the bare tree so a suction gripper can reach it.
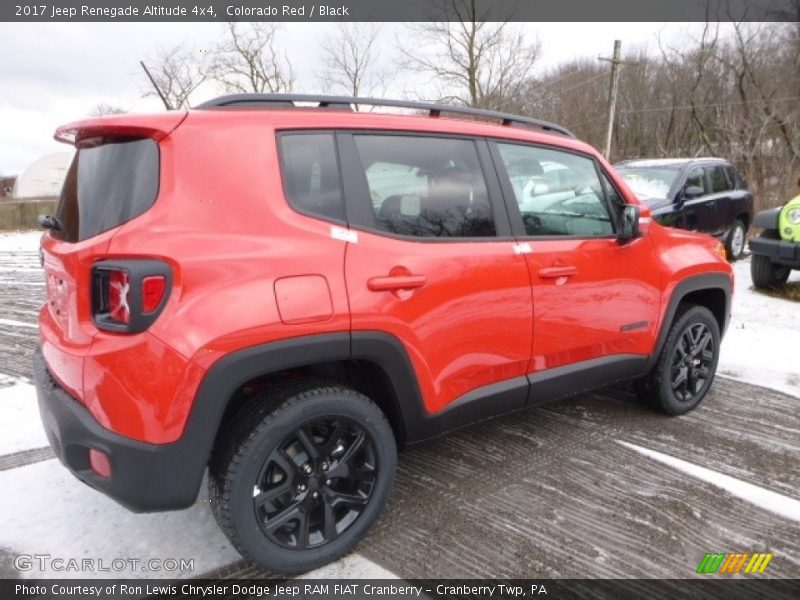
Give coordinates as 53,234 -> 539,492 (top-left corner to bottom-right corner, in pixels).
89,103 -> 127,116
141,44 -> 208,109
211,23 -> 294,94
401,0 -> 539,110
318,23 -> 388,98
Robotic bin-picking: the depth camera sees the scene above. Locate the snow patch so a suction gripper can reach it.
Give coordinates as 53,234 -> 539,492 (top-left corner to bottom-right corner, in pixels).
618,441 -> 800,523
717,258 -> 800,399
0,379 -> 49,454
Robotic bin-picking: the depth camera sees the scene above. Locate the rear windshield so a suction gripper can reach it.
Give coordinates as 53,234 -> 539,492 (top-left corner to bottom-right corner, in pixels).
53,137 -> 159,242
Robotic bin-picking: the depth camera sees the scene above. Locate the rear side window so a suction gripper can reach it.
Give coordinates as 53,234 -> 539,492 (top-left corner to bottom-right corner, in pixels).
707,165 -> 732,193
352,135 -> 496,238
54,137 -> 159,243
279,133 -> 344,221
724,165 -> 741,189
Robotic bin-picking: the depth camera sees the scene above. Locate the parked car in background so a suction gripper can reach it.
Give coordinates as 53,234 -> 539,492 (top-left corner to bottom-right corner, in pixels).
749,181 -> 800,288
614,158 -> 754,260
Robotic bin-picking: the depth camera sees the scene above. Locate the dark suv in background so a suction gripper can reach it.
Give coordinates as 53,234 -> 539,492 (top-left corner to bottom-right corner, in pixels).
615,158 -> 754,260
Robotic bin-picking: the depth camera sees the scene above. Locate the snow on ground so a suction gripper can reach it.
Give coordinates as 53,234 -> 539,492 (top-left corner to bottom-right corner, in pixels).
0,461 -> 242,579
0,378 -> 48,454
719,257 -> 800,398
0,230 -> 42,252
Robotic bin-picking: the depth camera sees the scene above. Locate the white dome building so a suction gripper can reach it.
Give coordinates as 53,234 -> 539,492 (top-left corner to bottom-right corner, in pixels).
12,152 -> 73,198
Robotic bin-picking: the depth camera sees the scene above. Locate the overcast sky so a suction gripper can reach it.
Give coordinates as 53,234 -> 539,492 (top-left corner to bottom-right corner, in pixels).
0,21 -> 724,176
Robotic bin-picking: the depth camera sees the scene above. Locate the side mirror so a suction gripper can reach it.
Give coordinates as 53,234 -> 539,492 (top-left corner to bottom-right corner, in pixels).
619,205 -> 643,243
683,185 -> 704,199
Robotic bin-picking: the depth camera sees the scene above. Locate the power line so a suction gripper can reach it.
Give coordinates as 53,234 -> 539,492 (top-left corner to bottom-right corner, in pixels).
572,95 -> 800,127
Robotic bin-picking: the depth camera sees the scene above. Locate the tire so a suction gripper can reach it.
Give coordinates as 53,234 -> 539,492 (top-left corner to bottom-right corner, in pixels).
750,230 -> 791,289
209,379 -> 396,574
725,219 -> 746,261
636,305 -> 720,416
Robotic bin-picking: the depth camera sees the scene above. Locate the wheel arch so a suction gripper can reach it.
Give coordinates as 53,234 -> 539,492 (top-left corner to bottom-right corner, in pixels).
645,273 -> 732,372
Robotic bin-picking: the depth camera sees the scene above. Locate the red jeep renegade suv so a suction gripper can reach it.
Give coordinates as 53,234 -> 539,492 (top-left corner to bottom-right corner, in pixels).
35,95 -> 733,573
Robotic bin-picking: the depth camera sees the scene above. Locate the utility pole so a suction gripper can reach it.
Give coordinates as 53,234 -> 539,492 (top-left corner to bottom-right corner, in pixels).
139,61 -> 172,110
598,40 -> 635,160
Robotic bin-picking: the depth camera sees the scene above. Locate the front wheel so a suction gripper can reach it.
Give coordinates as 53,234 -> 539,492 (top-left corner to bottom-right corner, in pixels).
725,219 -> 746,261
209,381 -> 396,573
636,305 -> 720,415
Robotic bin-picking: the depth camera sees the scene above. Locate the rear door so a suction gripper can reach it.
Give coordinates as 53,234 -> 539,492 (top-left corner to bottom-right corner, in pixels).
340,132 -> 533,416
679,166 -> 718,235
490,140 -> 661,389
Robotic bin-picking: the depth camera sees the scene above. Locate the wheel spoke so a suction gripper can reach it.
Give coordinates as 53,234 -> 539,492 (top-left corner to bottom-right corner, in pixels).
296,427 -> 321,460
339,431 -> 366,465
692,331 -> 712,356
264,501 -> 303,532
295,510 -> 310,549
323,422 -> 347,455
687,365 -> 698,393
275,448 -> 301,477
329,489 -> 369,507
322,499 -> 338,541
254,481 -> 291,508
672,369 -> 687,390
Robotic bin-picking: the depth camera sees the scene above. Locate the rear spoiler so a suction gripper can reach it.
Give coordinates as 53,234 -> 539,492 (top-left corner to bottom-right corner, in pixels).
54,110 -> 188,145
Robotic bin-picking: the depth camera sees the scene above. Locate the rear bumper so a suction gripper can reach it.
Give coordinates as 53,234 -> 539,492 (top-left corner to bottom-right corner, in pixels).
34,349 -> 203,512
749,237 -> 800,268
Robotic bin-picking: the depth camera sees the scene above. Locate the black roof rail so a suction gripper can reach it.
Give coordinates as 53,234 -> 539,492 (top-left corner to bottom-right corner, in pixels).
194,94 -> 575,138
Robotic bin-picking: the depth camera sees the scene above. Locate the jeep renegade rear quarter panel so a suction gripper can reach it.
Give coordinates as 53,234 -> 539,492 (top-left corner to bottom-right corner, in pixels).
93,112 -> 351,442
39,112 -> 188,403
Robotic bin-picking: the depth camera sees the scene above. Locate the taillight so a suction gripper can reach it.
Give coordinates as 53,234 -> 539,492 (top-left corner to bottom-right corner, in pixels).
92,260 -> 172,333
141,275 -> 166,314
108,270 -> 131,324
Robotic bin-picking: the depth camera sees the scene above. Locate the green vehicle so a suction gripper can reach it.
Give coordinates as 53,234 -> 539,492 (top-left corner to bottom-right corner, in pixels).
749,187 -> 800,289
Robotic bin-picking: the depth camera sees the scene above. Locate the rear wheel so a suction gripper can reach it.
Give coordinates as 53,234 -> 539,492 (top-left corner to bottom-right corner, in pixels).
751,230 -> 790,289
636,305 -> 720,415
209,380 -> 396,573
725,219 -> 746,261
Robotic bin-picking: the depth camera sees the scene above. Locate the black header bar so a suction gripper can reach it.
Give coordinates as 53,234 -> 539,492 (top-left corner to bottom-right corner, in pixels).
4,0 -> 799,22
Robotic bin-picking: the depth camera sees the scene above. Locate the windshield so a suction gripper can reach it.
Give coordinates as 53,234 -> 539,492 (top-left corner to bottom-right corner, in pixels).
616,166 -> 681,200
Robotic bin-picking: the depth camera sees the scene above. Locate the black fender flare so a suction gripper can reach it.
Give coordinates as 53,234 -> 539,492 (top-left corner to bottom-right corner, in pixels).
644,273 -> 732,372
753,207 -> 781,231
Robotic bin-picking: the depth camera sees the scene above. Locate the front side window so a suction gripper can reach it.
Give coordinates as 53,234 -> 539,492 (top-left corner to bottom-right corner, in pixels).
684,167 -> 707,195
279,133 -> 344,221
496,143 -> 614,237
353,135 -> 496,238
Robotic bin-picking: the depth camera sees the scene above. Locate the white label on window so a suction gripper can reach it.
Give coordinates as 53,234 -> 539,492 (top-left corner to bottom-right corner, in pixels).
331,226 -> 358,243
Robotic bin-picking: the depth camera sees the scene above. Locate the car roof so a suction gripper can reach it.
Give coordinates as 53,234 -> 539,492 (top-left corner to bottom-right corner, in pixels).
615,157 -> 729,168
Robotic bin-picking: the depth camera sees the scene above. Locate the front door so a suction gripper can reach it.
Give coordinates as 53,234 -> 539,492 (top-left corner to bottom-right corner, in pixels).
490,141 -> 661,381
340,133 -> 533,415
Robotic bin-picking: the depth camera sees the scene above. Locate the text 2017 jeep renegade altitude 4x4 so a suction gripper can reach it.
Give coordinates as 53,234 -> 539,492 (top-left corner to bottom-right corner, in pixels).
35,95 -> 733,573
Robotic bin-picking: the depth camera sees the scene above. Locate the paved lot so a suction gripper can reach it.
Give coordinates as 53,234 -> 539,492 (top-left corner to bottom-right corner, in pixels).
1,242 -> 798,579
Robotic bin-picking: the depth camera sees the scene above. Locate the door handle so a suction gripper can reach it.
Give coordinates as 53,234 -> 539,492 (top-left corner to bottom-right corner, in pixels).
538,266 -> 577,279
367,274 -> 427,292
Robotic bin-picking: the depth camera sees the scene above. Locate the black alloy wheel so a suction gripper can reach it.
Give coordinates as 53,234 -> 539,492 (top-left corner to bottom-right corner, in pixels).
209,381 -> 396,574
253,418 -> 378,550
670,321 -> 715,404
635,305 -> 721,415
